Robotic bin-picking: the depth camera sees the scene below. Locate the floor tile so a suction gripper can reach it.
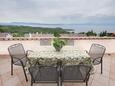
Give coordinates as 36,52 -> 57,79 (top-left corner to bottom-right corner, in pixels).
109,79 -> 115,86
0,54 -> 115,86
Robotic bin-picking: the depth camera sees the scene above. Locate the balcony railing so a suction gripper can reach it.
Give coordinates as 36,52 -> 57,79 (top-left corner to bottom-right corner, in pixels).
0,37 -> 115,41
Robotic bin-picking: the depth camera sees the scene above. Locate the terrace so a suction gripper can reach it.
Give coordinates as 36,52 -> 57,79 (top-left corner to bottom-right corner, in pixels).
0,37 -> 115,86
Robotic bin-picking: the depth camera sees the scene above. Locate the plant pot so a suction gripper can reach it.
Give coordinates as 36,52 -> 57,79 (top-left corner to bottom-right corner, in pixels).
53,38 -> 65,52
55,46 -> 62,52
53,44 -> 62,52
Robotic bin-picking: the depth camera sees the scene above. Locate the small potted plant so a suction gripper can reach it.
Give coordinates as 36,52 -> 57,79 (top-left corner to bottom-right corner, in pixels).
53,32 -> 66,52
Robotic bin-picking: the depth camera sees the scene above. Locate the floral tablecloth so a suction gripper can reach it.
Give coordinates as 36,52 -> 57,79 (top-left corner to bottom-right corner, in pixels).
28,46 -> 92,66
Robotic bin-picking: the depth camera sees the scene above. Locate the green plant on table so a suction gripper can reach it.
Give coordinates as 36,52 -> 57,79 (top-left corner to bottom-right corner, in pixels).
53,32 -> 66,52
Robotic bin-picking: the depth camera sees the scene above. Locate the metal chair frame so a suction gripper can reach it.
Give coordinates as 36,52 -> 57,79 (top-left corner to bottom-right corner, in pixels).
29,65 -> 60,86
60,64 -> 92,86
8,43 -> 31,81
88,43 -> 106,74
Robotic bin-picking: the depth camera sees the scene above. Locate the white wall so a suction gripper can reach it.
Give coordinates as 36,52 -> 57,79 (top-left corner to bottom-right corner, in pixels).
75,40 -> 115,53
0,39 -> 115,54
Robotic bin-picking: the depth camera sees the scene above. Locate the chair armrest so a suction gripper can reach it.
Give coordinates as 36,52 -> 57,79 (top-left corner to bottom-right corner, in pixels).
26,50 -> 34,53
26,50 -> 34,56
85,50 -> 89,54
92,57 -> 102,64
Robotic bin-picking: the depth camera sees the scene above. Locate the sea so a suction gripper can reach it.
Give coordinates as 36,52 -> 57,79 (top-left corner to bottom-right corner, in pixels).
31,24 -> 115,33
0,22 -> 115,33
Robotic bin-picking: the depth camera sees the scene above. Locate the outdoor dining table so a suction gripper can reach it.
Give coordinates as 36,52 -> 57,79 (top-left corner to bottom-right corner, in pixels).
28,46 -> 92,66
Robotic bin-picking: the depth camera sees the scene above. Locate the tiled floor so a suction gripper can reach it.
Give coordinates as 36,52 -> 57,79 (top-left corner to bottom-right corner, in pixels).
0,54 -> 115,86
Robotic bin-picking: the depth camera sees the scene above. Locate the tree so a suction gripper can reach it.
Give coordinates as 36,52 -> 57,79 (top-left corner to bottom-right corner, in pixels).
0,25 -> 68,37
0,28 -> 4,32
78,32 -> 86,34
53,32 -> 61,37
107,33 -> 113,37
86,30 -> 97,36
12,33 -> 24,37
99,31 -> 107,37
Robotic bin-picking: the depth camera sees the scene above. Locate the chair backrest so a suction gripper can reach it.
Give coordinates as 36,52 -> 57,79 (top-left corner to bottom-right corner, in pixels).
29,65 -> 58,82
89,43 -> 106,59
8,43 -> 26,63
62,64 -> 91,81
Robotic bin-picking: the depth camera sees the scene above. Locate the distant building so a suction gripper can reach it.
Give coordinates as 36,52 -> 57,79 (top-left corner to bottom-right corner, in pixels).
61,33 -> 86,37
24,33 -> 53,37
24,33 -> 34,37
112,33 -> 115,37
0,33 -> 12,38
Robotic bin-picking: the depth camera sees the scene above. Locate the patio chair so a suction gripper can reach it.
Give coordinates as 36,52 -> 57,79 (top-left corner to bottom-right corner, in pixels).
88,43 -> 106,74
60,64 -> 92,86
8,43 -> 31,81
29,65 -> 59,86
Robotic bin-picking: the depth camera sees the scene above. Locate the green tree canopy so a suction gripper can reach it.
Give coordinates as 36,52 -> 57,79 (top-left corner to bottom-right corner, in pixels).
0,25 -> 68,37
99,30 -> 107,37
86,30 -> 97,36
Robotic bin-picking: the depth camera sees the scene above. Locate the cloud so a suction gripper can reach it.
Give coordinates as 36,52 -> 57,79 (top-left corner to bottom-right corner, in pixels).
0,0 -> 115,23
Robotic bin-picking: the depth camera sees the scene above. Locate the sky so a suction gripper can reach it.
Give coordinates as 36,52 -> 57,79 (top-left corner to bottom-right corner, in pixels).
0,0 -> 115,24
